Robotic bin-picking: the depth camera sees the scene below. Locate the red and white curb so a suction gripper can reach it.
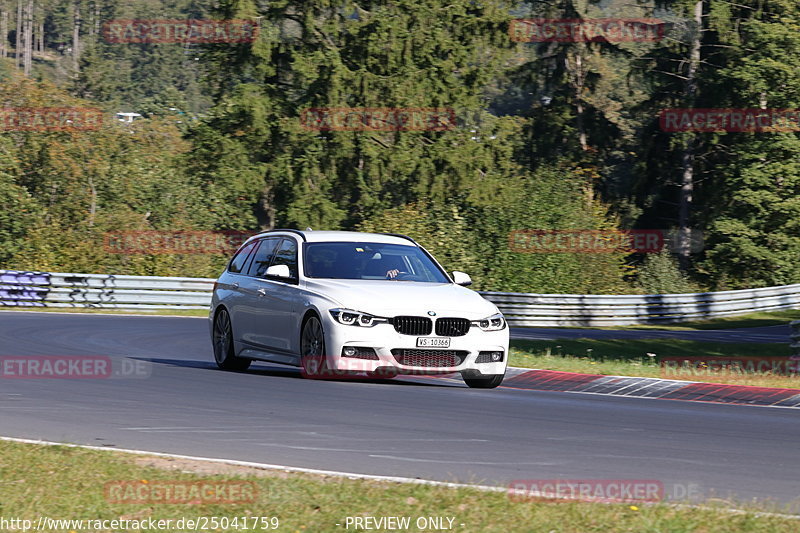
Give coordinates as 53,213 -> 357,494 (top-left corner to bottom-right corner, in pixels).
501,368 -> 800,408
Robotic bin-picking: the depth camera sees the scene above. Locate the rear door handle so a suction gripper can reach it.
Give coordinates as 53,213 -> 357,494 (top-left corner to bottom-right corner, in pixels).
257,288 -> 267,296
231,282 -> 239,289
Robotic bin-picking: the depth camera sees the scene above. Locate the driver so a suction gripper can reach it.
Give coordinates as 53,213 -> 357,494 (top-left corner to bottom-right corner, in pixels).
386,269 -> 401,279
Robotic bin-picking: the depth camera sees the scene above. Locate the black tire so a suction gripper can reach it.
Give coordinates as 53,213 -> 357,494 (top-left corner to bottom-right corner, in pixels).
212,308 -> 251,371
462,371 -> 505,389
300,315 -> 330,379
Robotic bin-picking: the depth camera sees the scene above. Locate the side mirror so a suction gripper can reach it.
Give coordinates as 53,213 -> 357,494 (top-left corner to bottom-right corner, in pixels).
265,264 -> 292,279
452,271 -> 472,286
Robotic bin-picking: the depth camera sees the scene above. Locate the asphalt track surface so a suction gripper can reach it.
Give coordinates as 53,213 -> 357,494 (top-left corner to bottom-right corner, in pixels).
1,311 -> 799,511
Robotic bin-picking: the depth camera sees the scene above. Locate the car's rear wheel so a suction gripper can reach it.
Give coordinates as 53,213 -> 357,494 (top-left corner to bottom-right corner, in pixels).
462,371 -> 504,389
213,309 -> 251,371
300,315 -> 330,378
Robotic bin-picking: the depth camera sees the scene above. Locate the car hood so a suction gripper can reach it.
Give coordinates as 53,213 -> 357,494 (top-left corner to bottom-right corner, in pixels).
303,279 -> 499,319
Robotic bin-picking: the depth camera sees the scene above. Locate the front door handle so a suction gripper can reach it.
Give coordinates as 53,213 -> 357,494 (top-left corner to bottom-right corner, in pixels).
232,282 -> 239,289
257,288 -> 267,296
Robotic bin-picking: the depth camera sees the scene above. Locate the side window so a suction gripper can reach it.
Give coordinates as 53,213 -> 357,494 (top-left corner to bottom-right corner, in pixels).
269,238 -> 298,279
228,241 -> 258,274
245,238 -> 281,277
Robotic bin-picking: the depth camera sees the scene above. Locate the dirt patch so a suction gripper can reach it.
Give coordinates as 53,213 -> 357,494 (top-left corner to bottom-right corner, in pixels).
131,455 -> 291,479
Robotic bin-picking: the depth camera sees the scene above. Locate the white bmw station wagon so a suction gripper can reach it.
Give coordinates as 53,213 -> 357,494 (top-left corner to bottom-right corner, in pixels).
209,230 -> 509,388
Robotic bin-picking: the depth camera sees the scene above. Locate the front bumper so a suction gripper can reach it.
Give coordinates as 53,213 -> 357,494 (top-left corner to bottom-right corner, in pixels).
321,313 -> 509,376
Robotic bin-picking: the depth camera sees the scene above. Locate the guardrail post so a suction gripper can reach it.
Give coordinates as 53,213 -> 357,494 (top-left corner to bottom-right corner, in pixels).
791,321 -> 800,359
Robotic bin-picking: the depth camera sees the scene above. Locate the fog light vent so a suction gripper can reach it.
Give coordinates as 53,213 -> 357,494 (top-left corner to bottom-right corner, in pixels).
476,351 -> 504,363
342,347 -> 378,360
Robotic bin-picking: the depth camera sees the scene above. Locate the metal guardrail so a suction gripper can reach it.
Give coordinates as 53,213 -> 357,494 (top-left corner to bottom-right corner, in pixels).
484,285 -> 800,326
0,271 -> 214,310
2,270 -> 800,326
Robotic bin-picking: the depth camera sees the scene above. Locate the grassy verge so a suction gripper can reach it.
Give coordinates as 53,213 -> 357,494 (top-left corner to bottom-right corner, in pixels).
0,307 -> 208,317
0,440 -> 797,532
556,309 -> 800,331
509,338 -> 800,389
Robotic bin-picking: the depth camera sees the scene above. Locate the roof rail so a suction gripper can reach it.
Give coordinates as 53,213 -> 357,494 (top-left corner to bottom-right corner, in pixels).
253,228 -> 308,241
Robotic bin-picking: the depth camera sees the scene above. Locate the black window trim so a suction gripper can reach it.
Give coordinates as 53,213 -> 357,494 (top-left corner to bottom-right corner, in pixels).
263,237 -> 300,285
241,236 -> 283,279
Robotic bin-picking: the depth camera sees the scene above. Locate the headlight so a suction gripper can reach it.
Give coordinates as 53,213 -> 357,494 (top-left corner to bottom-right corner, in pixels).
329,308 -> 387,327
472,312 -> 506,331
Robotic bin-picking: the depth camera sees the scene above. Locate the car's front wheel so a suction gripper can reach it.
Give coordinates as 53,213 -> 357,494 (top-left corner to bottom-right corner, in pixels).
213,308 -> 251,371
462,371 -> 504,389
300,315 -> 330,379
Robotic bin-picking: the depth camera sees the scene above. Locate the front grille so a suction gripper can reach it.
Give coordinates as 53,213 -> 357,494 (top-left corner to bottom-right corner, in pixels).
392,316 -> 432,336
435,317 -> 471,337
391,349 -> 468,368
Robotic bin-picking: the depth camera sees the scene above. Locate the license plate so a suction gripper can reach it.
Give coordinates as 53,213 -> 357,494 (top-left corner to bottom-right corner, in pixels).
416,337 -> 450,348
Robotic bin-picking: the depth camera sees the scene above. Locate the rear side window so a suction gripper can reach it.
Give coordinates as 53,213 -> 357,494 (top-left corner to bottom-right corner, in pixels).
228,241 -> 258,274
245,237 -> 281,277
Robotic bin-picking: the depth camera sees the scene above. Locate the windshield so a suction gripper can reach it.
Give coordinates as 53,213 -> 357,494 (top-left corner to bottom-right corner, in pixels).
303,242 -> 450,282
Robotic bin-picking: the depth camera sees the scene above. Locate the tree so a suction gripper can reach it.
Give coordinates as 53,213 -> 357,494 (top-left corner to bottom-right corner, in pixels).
0,69 -> 228,277
201,0 -> 517,229
0,2 -> 9,58
698,0 -> 800,287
